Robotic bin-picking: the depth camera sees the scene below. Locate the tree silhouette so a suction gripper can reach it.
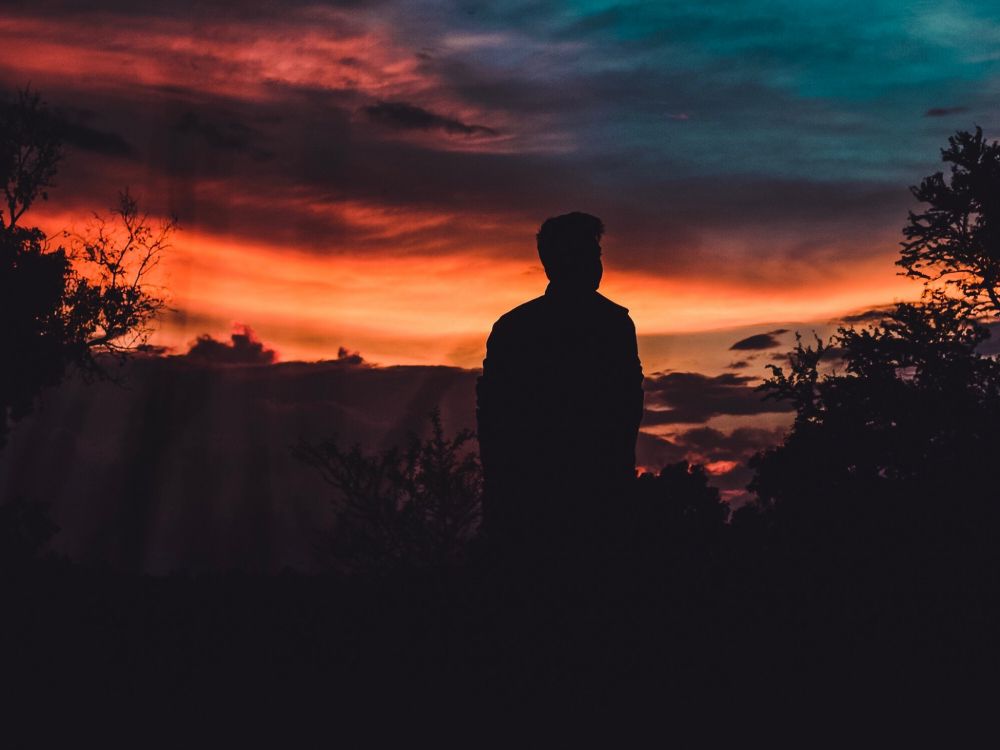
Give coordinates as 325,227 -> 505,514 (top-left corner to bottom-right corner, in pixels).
742,127 -> 1000,580
752,292 -> 1000,501
293,410 -> 483,576
746,290 -> 1000,588
1,87 -> 174,446
620,462 -> 728,570
0,88 -> 60,232
632,463 -> 726,537
900,127 -> 1000,314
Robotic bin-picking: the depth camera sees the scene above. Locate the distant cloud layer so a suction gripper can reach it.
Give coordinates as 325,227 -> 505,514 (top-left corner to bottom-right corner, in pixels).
926,106 -> 969,117
0,94 -> 134,157
729,329 -> 789,351
643,371 -> 793,425
184,325 -> 277,365
838,306 -> 896,323
362,101 -> 498,137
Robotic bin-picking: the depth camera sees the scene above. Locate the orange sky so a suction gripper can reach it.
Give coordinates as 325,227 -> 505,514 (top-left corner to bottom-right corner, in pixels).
2,3 -> 936,375
32,207 -> 918,372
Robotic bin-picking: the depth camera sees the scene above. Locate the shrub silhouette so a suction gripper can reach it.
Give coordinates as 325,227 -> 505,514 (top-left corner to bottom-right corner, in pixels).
296,406 -> 736,575
0,495 -> 58,569
294,410 -> 483,576
629,462 -> 727,549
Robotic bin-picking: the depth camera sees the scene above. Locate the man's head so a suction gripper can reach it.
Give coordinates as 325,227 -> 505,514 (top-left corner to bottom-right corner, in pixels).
536,212 -> 604,290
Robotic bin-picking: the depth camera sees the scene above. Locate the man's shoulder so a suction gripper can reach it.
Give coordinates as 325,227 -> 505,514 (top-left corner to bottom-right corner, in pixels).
492,292 -> 632,332
592,293 -> 635,334
593,292 -> 631,316
493,295 -> 549,330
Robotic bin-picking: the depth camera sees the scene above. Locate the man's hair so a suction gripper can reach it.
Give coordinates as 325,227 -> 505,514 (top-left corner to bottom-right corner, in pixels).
536,212 -> 604,272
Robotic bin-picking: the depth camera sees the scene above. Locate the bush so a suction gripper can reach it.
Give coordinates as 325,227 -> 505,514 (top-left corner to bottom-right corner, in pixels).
294,410 -> 483,576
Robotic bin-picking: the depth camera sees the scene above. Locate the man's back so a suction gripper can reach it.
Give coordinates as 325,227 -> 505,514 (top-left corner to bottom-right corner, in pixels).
476,282 -> 644,544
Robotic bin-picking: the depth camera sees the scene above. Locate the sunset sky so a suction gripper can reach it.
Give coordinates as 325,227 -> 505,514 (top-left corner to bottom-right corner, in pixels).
4,0 -> 1000,513
3,0 -> 998,373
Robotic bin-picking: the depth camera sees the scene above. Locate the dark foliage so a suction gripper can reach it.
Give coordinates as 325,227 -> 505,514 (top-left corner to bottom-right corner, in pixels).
294,409 -> 735,578
0,88 -> 61,231
0,495 -> 57,569
293,410 -> 483,575
1,225 -> 83,446
750,129 -> 1000,584
900,126 -> 1000,313
752,292 -> 1000,548
1,87 -> 174,446
627,462 -> 727,556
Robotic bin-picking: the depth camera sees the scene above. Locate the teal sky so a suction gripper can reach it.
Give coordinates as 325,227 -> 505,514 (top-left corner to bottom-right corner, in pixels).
406,0 -> 1000,181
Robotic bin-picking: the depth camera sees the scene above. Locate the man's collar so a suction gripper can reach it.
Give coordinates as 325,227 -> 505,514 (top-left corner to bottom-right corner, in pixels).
545,281 -> 597,297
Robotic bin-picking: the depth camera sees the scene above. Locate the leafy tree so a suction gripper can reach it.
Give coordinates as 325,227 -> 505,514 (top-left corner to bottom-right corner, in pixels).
0,88 -> 60,231
1,87 -> 174,446
751,127 -> 1000,546
752,292 -> 1000,501
293,410 -> 483,576
899,127 -> 1000,314
745,290 -> 1000,582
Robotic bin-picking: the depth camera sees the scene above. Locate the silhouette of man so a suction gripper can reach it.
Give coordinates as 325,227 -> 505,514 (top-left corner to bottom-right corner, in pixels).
476,212 -> 644,550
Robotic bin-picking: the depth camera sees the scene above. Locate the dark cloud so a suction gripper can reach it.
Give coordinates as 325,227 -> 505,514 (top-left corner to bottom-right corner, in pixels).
0,96 -> 134,157
635,431 -> 686,469
642,371 -> 793,425
729,330 -> 787,351
976,323 -> 1000,356
637,423 -> 787,493
434,56 -> 587,116
361,101 -> 498,137
730,334 -> 777,351
765,346 -> 845,367
26,78 -> 912,281
674,425 -> 785,461
925,106 -> 968,117
581,176 -> 909,277
171,111 -> 270,158
0,1 -> 931,288
335,346 -> 366,366
726,360 -> 751,369
839,306 -> 895,323
2,0 -> 384,21
41,83 -> 585,241
55,118 -> 134,157
183,325 -> 277,365
679,425 -> 786,491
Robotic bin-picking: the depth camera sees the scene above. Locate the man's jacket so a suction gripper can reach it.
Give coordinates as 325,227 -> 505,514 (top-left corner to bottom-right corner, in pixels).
476,282 -> 644,540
